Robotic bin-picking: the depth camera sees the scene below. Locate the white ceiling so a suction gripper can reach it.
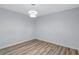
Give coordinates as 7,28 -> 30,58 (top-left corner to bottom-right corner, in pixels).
0,4 -> 79,17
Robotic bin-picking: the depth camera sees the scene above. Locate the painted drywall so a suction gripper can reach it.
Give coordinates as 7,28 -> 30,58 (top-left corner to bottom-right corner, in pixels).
35,7 -> 79,49
0,8 -> 33,48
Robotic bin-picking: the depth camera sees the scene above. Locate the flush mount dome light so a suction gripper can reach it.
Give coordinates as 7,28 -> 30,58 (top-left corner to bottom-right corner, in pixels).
28,10 -> 38,18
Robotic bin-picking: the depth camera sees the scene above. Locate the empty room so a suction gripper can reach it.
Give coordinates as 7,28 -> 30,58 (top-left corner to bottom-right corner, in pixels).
0,4 -> 79,55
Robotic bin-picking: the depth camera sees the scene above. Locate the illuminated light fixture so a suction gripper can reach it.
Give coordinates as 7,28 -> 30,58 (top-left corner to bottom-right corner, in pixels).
28,4 -> 38,18
28,10 -> 38,18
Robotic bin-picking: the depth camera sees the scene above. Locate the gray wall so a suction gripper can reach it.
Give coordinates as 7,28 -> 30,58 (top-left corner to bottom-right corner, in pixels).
0,8 -> 33,48
35,7 -> 79,49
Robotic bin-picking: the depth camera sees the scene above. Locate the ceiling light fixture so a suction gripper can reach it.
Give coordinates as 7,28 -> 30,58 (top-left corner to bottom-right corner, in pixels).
28,4 -> 38,18
28,10 -> 38,18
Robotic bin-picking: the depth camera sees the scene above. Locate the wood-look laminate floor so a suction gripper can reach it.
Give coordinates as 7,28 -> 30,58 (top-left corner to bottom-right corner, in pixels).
0,39 -> 79,55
